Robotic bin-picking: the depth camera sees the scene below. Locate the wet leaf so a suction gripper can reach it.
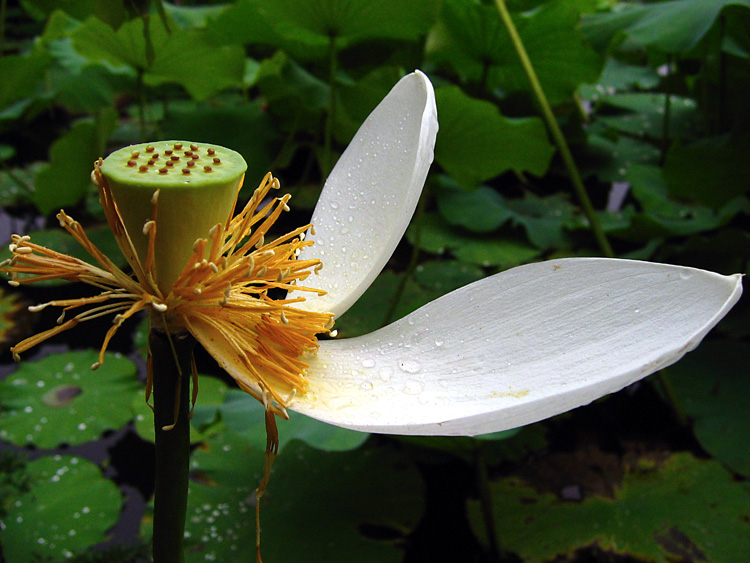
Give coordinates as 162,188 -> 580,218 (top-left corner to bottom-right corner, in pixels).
598,93 -> 699,140
0,350 -> 139,448
177,433 -> 422,562
468,452 -> 750,562
669,340 -> 750,477
0,454 -> 122,563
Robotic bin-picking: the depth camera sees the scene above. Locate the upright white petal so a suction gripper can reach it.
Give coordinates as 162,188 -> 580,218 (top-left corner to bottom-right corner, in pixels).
295,70 -> 438,318
290,258 -> 742,436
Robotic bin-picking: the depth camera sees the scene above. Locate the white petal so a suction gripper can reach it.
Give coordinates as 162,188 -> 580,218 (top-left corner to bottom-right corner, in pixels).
294,70 -> 438,318
290,258 -> 742,436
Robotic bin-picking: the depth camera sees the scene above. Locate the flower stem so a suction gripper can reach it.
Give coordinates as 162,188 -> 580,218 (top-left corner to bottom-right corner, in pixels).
150,328 -> 195,563
493,0 -> 614,258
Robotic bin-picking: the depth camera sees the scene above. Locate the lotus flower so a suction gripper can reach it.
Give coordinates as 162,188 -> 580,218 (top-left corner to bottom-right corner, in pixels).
2,71 -> 742,438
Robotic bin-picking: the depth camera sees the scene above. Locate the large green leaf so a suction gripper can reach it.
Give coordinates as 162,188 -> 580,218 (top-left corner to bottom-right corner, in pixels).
0,350 -> 139,448
663,135 -> 750,208
179,433 -> 422,562
582,0 -> 750,54
435,86 -> 554,188
0,50 -> 52,113
469,452 -> 750,562
669,340 -> 750,477
71,14 -> 245,99
207,0 -> 438,59
412,212 -> 542,267
0,454 -> 122,563
428,0 -> 602,104
33,110 -> 117,215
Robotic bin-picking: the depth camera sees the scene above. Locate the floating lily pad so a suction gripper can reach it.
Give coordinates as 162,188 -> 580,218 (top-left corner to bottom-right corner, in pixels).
178,432 -> 422,562
0,454 -> 122,563
468,452 -> 750,562
0,350 -> 139,448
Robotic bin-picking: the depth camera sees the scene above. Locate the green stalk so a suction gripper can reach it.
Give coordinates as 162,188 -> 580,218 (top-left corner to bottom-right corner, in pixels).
493,0 -> 614,258
150,327 -> 194,563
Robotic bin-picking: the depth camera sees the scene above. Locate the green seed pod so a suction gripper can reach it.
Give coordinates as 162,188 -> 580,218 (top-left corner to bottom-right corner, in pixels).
99,141 -> 247,294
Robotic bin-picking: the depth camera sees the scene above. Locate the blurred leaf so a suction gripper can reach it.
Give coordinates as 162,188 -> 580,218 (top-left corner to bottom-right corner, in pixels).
0,454 -> 122,563
598,93 -> 699,140
182,434 -> 422,562
669,340 -> 750,477
435,86 -> 554,188
436,181 -> 512,233
338,261 -> 484,337
413,212 -> 541,267
255,51 -> 330,132
583,134 -> 661,183
579,58 -> 659,99
215,389 -> 368,452
664,135 -> 750,208
0,50 -> 51,112
469,452 -> 750,562
428,0 -> 602,104
71,14 -> 244,99
160,101 -> 279,192
207,0 -> 438,59
21,0 -> 129,27
0,351 -> 139,448
581,0 -> 750,54
33,110 -> 117,215
622,164 -> 748,239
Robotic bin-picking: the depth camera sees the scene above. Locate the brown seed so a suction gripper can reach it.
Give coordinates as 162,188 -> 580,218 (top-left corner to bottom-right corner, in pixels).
187,160 -> 195,167
171,155 -> 180,161
182,168 -> 190,174
138,164 -> 149,172
147,159 -> 155,165
204,166 -> 213,172
192,154 -> 199,160
131,151 -> 140,158
213,157 -> 221,164
174,143 -> 183,150
190,143 -> 198,151
207,148 -> 216,156
166,161 -> 174,167
146,145 -> 155,153
184,151 -> 193,157
159,168 -> 168,174
165,149 -> 173,155
127,160 -> 137,167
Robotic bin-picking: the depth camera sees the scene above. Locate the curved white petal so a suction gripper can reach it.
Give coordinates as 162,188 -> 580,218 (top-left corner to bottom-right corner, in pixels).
294,70 -> 438,318
290,258 -> 742,436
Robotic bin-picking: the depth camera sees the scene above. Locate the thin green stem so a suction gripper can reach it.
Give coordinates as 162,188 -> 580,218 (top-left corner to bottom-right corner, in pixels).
322,33 -> 338,178
493,0 -> 614,258
150,328 -> 194,563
